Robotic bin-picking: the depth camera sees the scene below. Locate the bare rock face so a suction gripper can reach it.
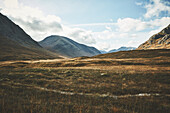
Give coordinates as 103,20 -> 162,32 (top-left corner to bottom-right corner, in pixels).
158,34 -> 170,44
137,24 -> 170,50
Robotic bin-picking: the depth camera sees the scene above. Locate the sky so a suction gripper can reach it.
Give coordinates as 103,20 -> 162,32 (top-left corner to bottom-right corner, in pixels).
0,0 -> 170,51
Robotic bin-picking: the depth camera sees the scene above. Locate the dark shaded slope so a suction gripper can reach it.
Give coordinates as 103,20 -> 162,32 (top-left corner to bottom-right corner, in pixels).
0,34 -> 61,61
0,13 -> 40,48
0,13 -> 62,60
39,35 -> 101,58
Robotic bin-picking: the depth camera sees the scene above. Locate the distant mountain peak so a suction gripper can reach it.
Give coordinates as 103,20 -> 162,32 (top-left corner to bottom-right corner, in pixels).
108,46 -> 136,53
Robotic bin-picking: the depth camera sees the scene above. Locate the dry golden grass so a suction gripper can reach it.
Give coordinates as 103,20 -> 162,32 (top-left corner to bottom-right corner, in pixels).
0,49 -> 170,113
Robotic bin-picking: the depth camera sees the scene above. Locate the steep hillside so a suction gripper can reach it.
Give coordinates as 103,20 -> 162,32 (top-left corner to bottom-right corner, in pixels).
0,13 -> 62,60
0,13 -> 40,48
39,35 -> 101,58
137,24 -> 170,50
0,34 -> 62,61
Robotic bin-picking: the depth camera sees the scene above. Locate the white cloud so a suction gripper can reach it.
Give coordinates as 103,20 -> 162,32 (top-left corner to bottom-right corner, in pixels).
116,18 -> 148,32
67,27 -> 96,44
72,23 -> 116,27
105,26 -> 112,31
126,40 -> 140,46
131,34 -> 137,38
95,42 -> 111,51
116,16 -> 170,33
1,0 -> 63,41
149,17 -> 170,27
144,0 -> 170,18
3,0 -> 18,8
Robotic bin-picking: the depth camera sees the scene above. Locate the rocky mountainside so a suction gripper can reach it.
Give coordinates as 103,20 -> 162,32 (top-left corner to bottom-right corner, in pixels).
137,24 -> 170,50
108,47 -> 136,53
0,13 -> 62,60
39,35 -> 101,58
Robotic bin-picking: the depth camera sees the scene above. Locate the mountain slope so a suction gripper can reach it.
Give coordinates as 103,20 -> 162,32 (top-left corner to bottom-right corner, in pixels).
39,35 -> 101,58
137,24 -> 170,50
0,13 -> 62,60
108,47 -> 136,53
0,13 -> 40,48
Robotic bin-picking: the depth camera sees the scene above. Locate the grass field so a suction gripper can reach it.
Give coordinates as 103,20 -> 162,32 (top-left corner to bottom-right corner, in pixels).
0,49 -> 170,113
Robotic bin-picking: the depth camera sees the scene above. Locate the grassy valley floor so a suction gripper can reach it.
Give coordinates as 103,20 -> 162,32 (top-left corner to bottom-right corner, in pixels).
0,50 -> 170,113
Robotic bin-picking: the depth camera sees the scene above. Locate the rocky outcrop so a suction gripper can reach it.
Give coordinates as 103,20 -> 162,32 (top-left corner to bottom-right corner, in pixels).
137,24 -> 170,50
158,34 -> 170,44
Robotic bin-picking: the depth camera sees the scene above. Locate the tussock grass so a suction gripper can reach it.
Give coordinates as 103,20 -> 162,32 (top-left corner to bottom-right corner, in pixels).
0,49 -> 170,113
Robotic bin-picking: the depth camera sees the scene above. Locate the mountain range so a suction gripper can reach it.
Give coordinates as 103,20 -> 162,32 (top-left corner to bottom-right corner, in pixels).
0,13 -> 101,60
100,47 -> 136,54
108,47 -> 136,53
0,12 -> 169,61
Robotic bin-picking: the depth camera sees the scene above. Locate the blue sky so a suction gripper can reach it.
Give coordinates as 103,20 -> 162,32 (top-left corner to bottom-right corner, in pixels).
0,0 -> 170,50
20,0 -> 145,24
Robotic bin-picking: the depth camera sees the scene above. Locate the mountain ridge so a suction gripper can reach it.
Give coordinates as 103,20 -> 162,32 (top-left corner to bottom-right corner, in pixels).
39,35 -> 101,58
137,24 -> 170,50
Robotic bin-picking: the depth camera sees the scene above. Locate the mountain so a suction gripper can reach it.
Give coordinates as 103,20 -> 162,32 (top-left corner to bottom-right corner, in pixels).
100,50 -> 107,54
0,13 -> 62,61
108,47 -> 136,53
39,35 -> 101,58
137,24 -> 170,50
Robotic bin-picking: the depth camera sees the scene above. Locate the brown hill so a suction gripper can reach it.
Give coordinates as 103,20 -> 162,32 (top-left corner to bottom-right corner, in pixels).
137,24 -> 170,50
